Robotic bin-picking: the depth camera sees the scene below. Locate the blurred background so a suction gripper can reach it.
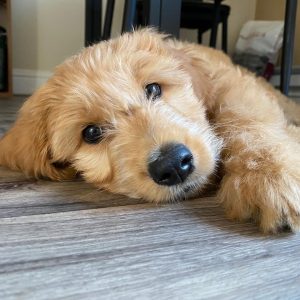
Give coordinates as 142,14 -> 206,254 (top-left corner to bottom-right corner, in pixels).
0,0 -> 299,95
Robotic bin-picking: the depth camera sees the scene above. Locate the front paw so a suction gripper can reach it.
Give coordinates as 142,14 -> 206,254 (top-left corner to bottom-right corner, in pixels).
218,161 -> 300,233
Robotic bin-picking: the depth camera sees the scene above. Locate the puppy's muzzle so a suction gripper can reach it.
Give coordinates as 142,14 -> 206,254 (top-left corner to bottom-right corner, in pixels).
148,143 -> 194,186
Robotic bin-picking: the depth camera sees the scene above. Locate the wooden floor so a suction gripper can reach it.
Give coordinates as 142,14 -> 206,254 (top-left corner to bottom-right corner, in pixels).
1,96 -> 300,300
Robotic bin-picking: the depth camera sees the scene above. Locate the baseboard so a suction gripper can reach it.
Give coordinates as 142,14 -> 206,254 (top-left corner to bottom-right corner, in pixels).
13,69 -> 52,95
270,66 -> 300,88
270,74 -> 300,87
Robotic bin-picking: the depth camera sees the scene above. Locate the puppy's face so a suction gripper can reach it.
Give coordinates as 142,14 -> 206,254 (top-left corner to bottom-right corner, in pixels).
1,30 -> 221,202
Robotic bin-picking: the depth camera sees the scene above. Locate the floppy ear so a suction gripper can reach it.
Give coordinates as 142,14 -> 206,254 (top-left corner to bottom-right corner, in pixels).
0,85 -> 76,180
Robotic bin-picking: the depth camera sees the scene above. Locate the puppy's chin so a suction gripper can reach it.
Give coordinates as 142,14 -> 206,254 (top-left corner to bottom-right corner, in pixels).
159,174 -> 212,202
101,171 -> 212,203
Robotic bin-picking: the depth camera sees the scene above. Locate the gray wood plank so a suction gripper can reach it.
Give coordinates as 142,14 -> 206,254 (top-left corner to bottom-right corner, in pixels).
0,200 -> 299,300
0,167 -> 146,218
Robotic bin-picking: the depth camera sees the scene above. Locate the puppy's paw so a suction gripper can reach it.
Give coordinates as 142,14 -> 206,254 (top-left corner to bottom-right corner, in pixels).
218,159 -> 300,233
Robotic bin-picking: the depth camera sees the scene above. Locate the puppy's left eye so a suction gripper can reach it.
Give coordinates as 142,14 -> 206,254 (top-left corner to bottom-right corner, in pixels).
82,125 -> 103,144
145,83 -> 161,100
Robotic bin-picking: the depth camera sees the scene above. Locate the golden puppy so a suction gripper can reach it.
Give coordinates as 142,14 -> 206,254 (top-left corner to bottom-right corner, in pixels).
1,29 -> 300,233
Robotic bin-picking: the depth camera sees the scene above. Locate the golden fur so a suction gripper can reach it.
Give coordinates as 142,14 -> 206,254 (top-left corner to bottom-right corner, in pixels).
1,29 -> 300,233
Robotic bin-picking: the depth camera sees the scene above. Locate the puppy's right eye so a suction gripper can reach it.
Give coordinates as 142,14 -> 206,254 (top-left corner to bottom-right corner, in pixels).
82,125 -> 103,144
145,83 -> 161,100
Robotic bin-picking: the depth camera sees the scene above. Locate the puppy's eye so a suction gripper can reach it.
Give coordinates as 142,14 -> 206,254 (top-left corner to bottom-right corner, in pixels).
145,83 -> 161,100
82,125 -> 103,144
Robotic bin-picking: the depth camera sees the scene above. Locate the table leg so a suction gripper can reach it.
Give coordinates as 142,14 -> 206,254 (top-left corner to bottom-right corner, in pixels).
143,0 -> 161,28
280,0 -> 298,95
85,0 -> 102,46
103,0 -> 115,40
122,0 -> 137,33
160,0 -> 182,38
210,0 -> 221,48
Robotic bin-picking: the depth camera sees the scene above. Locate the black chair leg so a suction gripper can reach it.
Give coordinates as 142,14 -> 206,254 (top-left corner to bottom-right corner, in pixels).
85,0 -> 102,46
209,0 -> 221,48
122,0 -> 137,33
222,18 -> 227,53
103,0 -> 115,40
160,0 -> 182,38
280,0 -> 298,95
143,0 -> 161,28
197,30 -> 202,44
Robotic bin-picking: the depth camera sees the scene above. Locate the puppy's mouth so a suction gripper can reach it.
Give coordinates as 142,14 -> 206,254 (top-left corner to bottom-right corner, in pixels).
171,175 -> 210,198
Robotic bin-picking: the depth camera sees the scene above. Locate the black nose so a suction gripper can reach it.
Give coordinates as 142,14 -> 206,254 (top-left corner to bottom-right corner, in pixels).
148,143 -> 194,186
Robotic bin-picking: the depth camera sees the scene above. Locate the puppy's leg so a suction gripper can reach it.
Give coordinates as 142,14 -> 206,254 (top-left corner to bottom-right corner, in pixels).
213,70 -> 300,233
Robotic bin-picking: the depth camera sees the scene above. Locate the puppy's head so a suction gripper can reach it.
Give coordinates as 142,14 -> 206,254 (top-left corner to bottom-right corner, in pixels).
0,29 -> 221,202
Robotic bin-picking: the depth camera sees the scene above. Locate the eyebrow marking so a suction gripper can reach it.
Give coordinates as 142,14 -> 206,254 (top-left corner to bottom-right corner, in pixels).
120,105 -> 138,117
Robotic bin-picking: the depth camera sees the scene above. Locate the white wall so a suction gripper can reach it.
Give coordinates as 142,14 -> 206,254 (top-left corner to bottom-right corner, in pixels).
12,0 -> 85,71
11,0 -> 84,94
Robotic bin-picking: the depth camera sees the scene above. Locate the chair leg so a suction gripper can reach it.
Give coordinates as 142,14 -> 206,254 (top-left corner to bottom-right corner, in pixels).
280,0 -> 298,95
85,0 -> 102,46
143,0 -> 161,28
222,18 -> 228,53
210,0 -> 221,48
103,0 -> 115,40
122,0 -> 137,33
197,30 -> 202,44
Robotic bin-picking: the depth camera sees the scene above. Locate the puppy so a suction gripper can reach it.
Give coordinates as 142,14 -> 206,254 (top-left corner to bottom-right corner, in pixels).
1,29 -> 300,233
